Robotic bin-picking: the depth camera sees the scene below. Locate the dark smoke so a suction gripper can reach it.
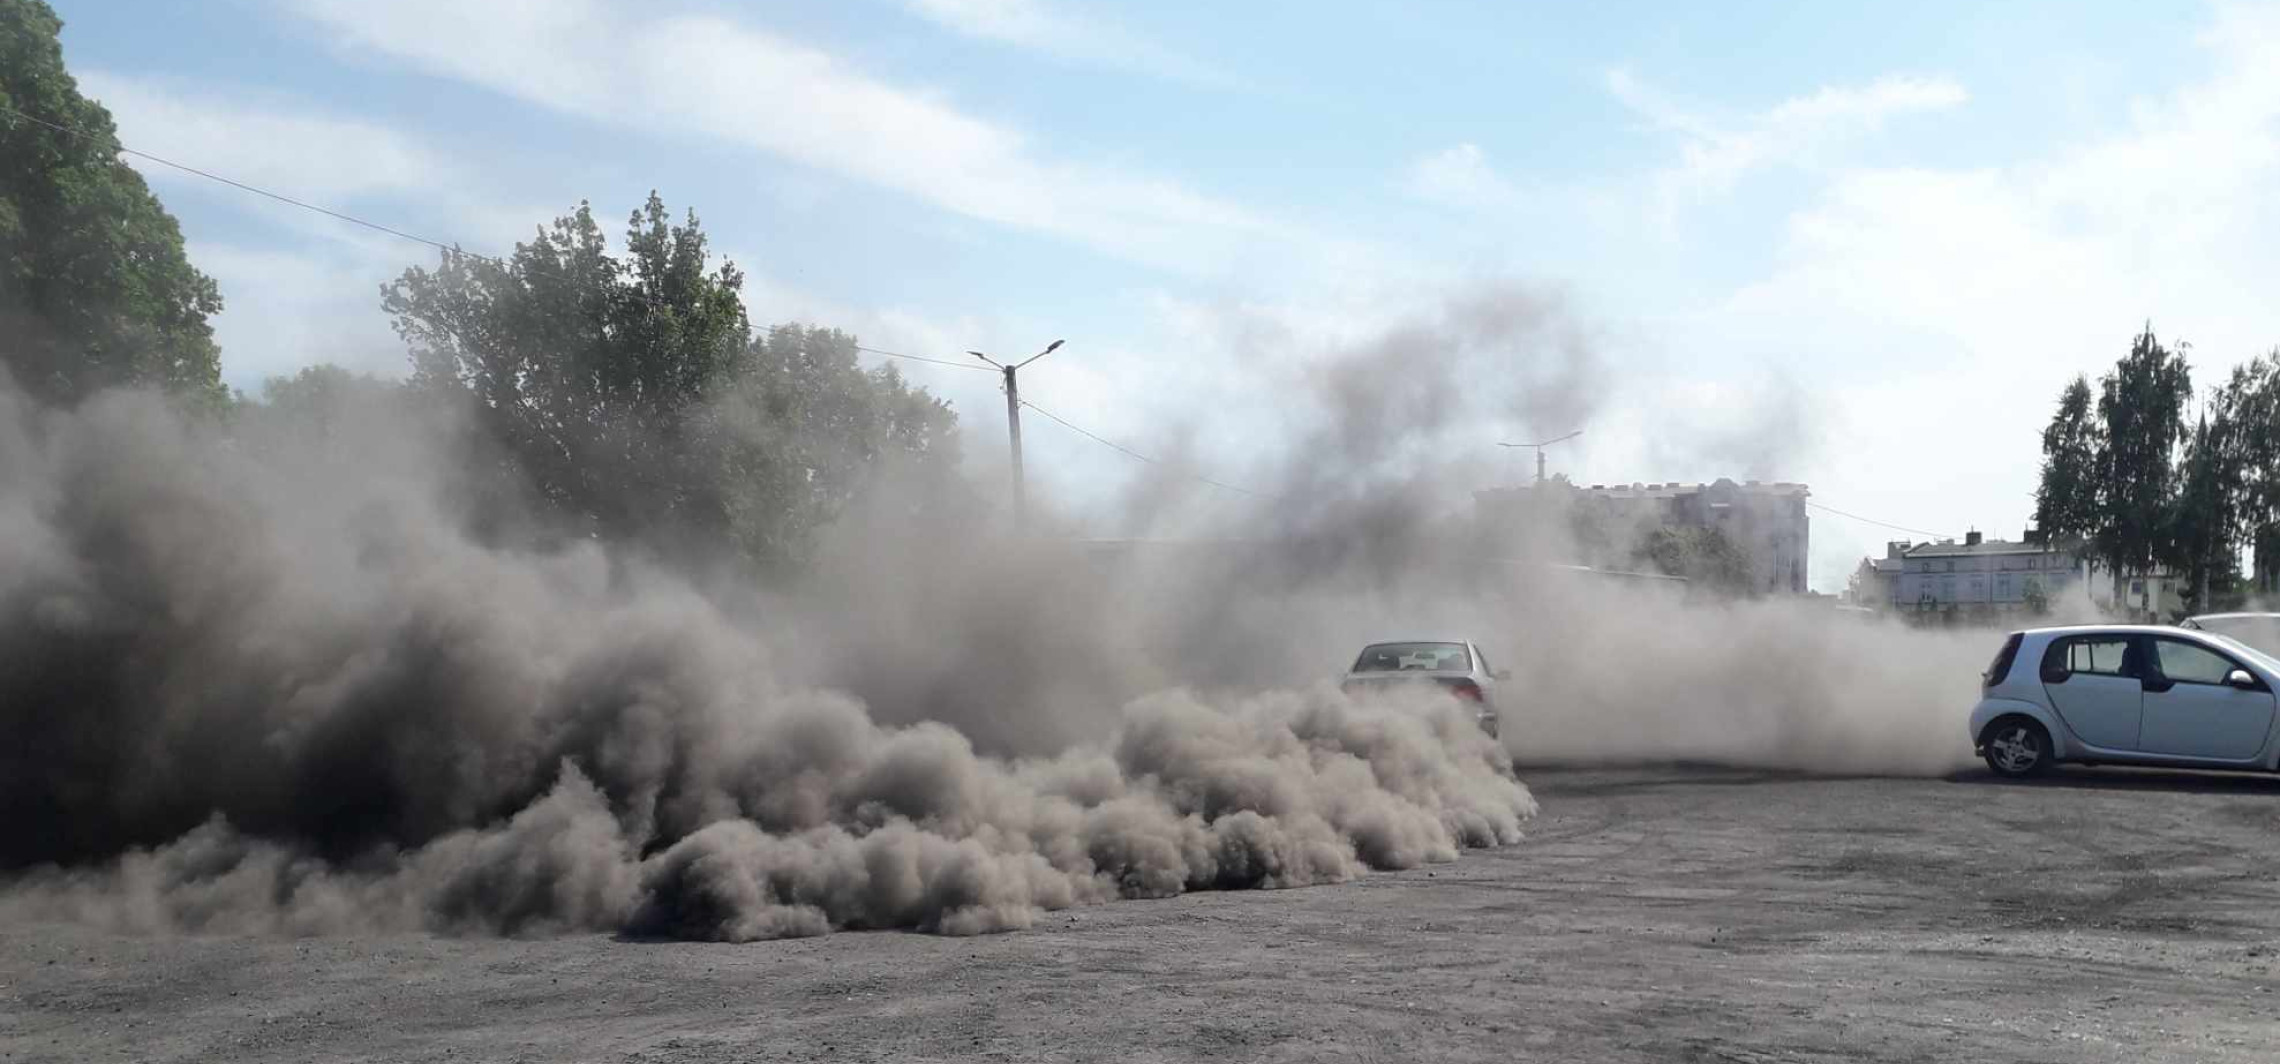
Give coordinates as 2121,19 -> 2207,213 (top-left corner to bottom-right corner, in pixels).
2,276 -> 2000,941
0,370 -> 1532,939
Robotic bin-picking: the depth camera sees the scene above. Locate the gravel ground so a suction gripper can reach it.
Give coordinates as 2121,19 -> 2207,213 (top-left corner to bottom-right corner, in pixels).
6,764 -> 2279,1063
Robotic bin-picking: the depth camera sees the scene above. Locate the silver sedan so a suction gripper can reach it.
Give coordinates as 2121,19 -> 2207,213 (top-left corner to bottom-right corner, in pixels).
1338,639 -> 1507,737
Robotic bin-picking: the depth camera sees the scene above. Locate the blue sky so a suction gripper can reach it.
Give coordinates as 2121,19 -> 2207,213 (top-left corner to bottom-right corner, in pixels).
47,0 -> 2280,588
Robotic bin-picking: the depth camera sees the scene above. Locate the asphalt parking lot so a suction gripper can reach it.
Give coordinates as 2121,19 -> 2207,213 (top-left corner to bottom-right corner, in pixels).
7,765 -> 2279,1063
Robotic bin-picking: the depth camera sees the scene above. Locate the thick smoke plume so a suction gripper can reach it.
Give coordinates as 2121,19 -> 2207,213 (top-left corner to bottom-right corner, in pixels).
3,279 -> 2019,940
0,373 -> 1528,939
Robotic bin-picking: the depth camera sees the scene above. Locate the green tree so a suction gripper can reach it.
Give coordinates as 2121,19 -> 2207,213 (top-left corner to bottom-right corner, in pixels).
2021,578 -> 2051,617
383,194 -> 750,545
382,196 -> 963,567
2220,353 -> 2280,593
2166,409 -> 2245,611
2033,375 -> 2102,555
2094,327 -> 2191,604
247,363 -> 397,441
1636,524 -> 1756,597
0,0 -> 223,406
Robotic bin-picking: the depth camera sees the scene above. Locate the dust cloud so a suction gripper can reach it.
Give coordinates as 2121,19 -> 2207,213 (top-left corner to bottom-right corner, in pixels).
0,370 -> 1527,940
1,281 -> 2011,940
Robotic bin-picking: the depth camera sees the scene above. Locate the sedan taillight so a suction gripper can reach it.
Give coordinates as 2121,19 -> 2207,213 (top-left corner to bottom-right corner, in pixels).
1445,679 -> 1483,702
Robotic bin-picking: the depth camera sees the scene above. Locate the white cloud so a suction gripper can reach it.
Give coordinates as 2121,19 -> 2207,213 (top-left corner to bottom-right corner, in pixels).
193,244 -> 408,391
76,70 -> 608,393
1680,2 -> 2280,582
279,0 -> 1306,276
1608,68 -> 1968,203
1404,143 -> 1525,211
901,0 -> 1227,87
78,71 -> 451,204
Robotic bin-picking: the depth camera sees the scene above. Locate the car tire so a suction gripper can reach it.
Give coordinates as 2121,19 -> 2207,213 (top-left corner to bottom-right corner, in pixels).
1982,718 -> 2052,778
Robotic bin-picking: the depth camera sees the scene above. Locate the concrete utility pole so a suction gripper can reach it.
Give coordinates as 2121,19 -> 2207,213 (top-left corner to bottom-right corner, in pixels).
1499,430 -> 1583,484
968,339 -> 1065,528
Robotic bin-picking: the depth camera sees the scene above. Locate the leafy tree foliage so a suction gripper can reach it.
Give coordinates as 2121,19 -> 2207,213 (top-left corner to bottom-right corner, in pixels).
2021,578 -> 2052,616
1635,524 -> 1756,596
382,195 -> 960,567
2168,410 -> 2245,608
0,0 -> 224,406
2037,329 -> 2199,610
2218,353 -> 2280,593
2032,375 -> 2101,552
384,195 -> 752,547
2094,327 -> 2192,598
715,324 -> 963,564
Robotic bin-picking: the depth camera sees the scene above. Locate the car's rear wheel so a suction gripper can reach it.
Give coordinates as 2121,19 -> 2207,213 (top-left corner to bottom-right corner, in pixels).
1983,719 -> 2052,778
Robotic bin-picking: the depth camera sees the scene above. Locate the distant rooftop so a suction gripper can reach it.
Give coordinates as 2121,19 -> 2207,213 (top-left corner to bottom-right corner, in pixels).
1479,477 -> 1810,499
1904,538 -> 2063,558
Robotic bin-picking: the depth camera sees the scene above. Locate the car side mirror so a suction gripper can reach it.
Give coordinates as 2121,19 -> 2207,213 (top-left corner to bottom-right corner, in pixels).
2227,669 -> 2260,690
1493,669 -> 1512,681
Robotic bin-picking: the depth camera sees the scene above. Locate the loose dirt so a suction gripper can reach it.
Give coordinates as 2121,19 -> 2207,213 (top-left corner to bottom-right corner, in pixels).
7,765 -> 2278,1062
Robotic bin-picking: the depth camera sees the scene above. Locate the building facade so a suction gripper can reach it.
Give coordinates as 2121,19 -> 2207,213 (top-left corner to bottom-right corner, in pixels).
1854,531 -> 2191,621
1475,477 -> 1811,594
1889,532 -> 2081,614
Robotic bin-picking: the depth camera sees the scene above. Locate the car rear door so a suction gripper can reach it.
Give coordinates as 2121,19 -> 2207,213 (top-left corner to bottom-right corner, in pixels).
2137,636 -> 2277,760
2039,634 -> 2143,750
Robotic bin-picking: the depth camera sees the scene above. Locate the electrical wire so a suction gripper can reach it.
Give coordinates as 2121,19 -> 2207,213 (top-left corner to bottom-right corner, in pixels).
852,346 -> 995,372
1805,500 -> 1957,541
1017,399 -> 1275,500
2,103 -> 995,378
0,103 -> 2000,534
1,103 -> 466,256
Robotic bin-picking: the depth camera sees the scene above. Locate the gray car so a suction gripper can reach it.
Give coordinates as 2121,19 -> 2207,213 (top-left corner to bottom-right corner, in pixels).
1338,639 -> 1506,737
2181,612 -> 2280,658
1970,624 -> 2280,777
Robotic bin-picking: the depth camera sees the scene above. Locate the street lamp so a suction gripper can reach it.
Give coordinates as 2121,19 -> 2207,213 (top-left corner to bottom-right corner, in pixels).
1498,430 -> 1582,484
968,340 -> 1066,529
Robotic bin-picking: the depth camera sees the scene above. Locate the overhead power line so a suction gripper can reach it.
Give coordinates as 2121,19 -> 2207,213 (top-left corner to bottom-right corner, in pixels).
2,102 -> 991,378
1805,500 -> 1957,541
0,102 -> 2014,536
852,345 -> 995,372
1017,399 -> 1275,501
5,102 -> 468,258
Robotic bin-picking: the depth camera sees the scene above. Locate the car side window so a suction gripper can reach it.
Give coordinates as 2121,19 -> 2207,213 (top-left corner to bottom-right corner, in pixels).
2045,637 -> 2132,679
2152,639 -> 2236,685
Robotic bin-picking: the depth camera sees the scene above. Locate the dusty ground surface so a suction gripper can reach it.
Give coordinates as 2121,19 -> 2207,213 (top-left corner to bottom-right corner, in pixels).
5,764 -> 2279,1063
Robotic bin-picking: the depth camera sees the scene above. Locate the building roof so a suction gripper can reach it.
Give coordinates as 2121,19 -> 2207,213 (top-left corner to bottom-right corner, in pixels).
1576,478 -> 1810,499
1478,478 -> 1809,500
1904,539 -> 2062,558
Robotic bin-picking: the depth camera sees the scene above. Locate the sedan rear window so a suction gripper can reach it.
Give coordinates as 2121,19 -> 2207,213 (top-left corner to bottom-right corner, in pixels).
1352,642 -> 1471,673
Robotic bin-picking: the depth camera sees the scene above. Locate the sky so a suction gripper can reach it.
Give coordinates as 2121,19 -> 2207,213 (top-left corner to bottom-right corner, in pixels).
44,0 -> 2280,590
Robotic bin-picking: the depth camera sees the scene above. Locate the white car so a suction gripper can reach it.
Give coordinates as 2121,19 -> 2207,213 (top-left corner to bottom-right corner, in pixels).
1338,639 -> 1506,737
2181,612 -> 2280,657
1969,625 -> 2280,777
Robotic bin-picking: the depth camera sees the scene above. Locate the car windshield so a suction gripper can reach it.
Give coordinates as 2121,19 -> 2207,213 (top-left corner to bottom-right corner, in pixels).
1352,642 -> 1471,673
2190,616 -> 2280,658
